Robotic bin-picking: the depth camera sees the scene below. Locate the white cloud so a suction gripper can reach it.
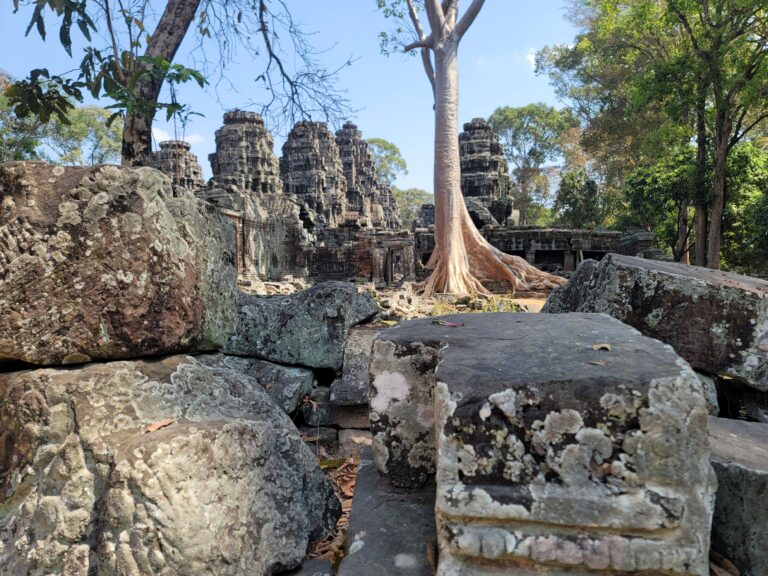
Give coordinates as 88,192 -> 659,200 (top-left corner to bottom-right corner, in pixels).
151,128 -> 204,146
152,127 -> 171,142
525,48 -> 537,70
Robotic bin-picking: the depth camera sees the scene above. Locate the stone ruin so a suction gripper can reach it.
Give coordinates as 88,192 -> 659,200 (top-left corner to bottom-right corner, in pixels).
1,160 -> 766,576
147,139 -> 205,191
149,113 -> 661,290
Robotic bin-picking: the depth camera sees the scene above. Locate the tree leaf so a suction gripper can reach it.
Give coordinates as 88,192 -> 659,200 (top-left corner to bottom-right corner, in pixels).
145,418 -> 175,433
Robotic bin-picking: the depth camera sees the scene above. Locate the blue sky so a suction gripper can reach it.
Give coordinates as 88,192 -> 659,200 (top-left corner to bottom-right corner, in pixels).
0,1 -> 577,191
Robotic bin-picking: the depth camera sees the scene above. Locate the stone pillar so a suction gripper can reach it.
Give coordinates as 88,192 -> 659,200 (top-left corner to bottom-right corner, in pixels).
564,250 -> 575,272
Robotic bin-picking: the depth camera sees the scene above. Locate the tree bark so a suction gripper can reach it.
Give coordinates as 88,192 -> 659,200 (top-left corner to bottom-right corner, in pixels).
676,200 -> 690,264
693,81 -> 708,267
707,111 -> 731,269
121,0 -> 202,166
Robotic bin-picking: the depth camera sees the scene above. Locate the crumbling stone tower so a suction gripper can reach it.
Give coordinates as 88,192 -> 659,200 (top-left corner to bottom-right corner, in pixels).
147,140 -> 205,192
335,121 -> 401,230
208,110 -> 282,194
280,121 -> 347,228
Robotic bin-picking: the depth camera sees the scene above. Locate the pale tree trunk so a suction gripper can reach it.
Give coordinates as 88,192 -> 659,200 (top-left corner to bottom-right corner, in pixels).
407,0 -> 564,297
707,111 -> 731,269
693,82 -> 708,267
676,201 -> 690,264
121,0 -> 202,166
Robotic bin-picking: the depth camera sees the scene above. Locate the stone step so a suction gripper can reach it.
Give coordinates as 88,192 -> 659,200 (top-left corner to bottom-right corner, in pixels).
337,447 -> 436,576
369,312 -> 716,575
709,416 -> 768,576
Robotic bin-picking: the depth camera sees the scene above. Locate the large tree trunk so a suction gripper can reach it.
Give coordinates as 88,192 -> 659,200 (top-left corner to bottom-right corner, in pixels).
706,112 -> 731,269
121,0 -> 202,166
676,200 -> 690,264
693,82 -> 708,266
422,42 -> 564,297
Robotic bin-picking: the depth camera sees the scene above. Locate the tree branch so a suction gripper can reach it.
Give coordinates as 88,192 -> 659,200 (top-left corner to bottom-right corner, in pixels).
405,0 -> 436,97
424,0 -> 445,40
404,38 -> 432,51
455,0 -> 486,40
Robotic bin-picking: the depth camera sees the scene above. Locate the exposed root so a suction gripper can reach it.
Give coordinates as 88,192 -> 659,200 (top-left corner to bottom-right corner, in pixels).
418,214 -> 566,298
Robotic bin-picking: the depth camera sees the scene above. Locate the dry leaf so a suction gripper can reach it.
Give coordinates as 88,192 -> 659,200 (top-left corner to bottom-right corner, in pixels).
144,418 -> 175,433
589,360 -> 609,367
592,343 -> 612,351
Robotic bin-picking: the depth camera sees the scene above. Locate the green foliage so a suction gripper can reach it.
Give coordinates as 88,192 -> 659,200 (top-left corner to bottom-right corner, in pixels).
0,72 -> 46,161
620,148 -> 696,259
488,103 -> 578,225
43,106 -> 123,165
9,1 -> 207,145
392,187 -> 432,228
553,169 -> 604,228
722,143 -> 768,277
367,137 -> 408,185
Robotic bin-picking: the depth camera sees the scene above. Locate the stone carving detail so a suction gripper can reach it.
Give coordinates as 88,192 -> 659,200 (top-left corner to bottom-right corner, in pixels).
281,121 -> 348,228
208,110 -> 283,194
147,140 -> 205,191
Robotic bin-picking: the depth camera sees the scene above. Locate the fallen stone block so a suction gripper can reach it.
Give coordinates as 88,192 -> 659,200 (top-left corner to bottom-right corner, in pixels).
0,162 -> 237,366
281,558 -> 334,576
301,387 -> 370,429
226,281 -> 379,370
197,353 -> 313,414
370,312 -> 715,575
709,416 -> 768,576
0,354 -> 339,575
337,448 -> 436,576
543,254 -> 768,393
330,326 -> 380,405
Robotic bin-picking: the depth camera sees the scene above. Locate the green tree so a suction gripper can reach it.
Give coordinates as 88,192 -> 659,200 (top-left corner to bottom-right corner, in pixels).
378,0 -> 561,296
367,138 -> 409,186
392,187 -> 433,228
721,142 -> 768,276
43,106 -> 122,165
10,0 -> 350,166
0,71 -> 45,161
620,148 -> 697,262
488,103 -> 578,225
553,169 -> 604,229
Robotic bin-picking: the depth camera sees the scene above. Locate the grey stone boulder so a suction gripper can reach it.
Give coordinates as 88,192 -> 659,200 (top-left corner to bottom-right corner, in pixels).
0,354 -> 339,576
0,162 -> 237,366
226,281 -> 379,370
331,326 -> 380,406
709,416 -> 768,576
197,353 -> 313,414
300,386 -> 369,429
544,254 -> 768,392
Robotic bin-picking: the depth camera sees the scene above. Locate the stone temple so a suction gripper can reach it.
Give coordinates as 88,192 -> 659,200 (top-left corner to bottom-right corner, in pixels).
150,112 -> 661,288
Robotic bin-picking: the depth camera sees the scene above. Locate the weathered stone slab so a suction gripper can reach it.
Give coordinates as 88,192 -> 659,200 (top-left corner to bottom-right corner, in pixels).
337,448 -> 436,576
543,254 -> 768,392
0,354 -> 339,575
709,416 -> 768,576
339,429 -> 373,457
281,558 -> 335,576
330,326 -> 380,405
196,353 -> 313,414
226,281 -> 379,370
0,162 -> 237,366
370,313 -> 715,575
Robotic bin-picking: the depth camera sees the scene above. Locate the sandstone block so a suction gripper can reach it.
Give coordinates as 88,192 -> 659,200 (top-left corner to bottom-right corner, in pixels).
0,354 -> 339,575
543,254 -> 768,392
196,353 -> 313,414
330,326 -> 380,405
226,281 -> 379,370
709,416 -> 768,576
370,313 -> 715,575
0,162 -> 237,366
